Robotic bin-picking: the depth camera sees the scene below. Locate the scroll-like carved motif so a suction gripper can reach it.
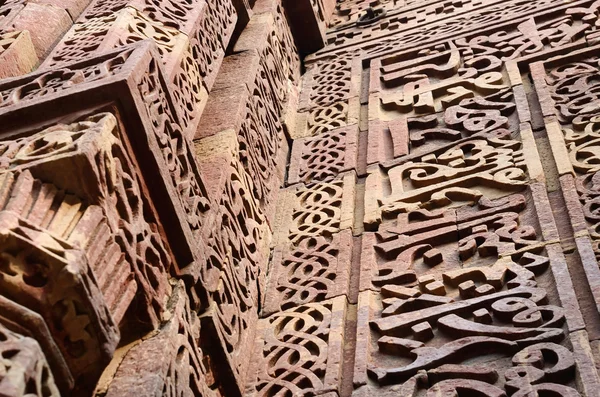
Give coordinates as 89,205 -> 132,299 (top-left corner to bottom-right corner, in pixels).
0,323 -> 60,397
0,47 -> 133,107
42,7 -> 187,73
312,0 -> 589,61
264,230 -> 353,315
246,297 -> 346,397
373,43 -> 517,121
355,193 -> 581,394
538,47 -> 600,260
304,58 -> 353,109
454,15 -> 590,63
199,151 -> 270,393
326,0 -> 524,47
547,55 -> 600,126
136,56 -> 211,244
362,194 -> 545,292
238,68 -> 286,214
284,173 -> 355,246
364,129 -> 528,227
307,102 -> 350,136
289,125 -> 358,184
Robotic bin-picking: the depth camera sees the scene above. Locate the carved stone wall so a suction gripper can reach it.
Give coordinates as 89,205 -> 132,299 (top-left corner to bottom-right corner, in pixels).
1,0 -> 600,396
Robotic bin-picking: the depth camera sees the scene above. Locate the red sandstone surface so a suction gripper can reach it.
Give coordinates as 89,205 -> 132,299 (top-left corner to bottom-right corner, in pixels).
0,0 -> 599,395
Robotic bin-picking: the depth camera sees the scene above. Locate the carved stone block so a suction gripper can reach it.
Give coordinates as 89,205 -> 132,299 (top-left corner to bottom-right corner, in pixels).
245,296 -> 347,397
310,0 -> 589,61
354,192 -> 586,395
363,129 -> 529,229
263,229 -> 353,316
195,129 -> 272,396
0,42 -> 213,311
104,282 -> 219,397
0,210 -> 120,391
288,124 -> 359,185
0,169 -> 139,328
42,0 -> 239,137
0,2 -> 72,59
294,98 -> 361,139
273,172 -> 356,247
0,31 -> 37,79
299,56 -> 360,111
233,12 -> 300,115
529,43 -> 600,318
0,323 -> 60,397
210,50 -> 262,92
195,129 -> 271,304
197,22 -> 296,221
0,112 -> 179,390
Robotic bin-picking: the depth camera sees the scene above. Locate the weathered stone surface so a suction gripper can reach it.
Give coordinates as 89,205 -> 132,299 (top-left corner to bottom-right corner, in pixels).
0,323 -> 60,397
1,2 -> 73,60
41,0 -> 239,137
264,229 -> 353,316
245,296 -> 347,396
0,43 -> 213,305
195,129 -> 272,396
0,208 -> 120,392
104,282 -> 219,397
289,124 -> 359,185
4,0 -> 600,395
0,31 -> 37,79
273,172 -> 356,247
0,113 -> 174,326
